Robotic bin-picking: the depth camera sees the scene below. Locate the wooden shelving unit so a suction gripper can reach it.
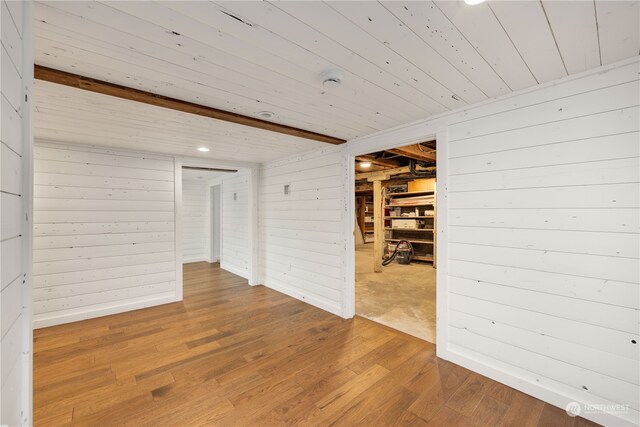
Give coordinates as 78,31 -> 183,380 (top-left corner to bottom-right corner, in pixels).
384,190 -> 436,266
356,194 -> 375,243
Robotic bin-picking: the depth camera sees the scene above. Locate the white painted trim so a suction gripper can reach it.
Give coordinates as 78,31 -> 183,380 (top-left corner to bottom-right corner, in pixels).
219,180 -> 224,268
434,129 -> 448,358
247,167 -> 260,285
342,151 -> 356,319
20,2 -> 34,424
183,257 -> 211,264
32,294 -> 180,329
220,261 -> 249,280
209,183 -> 222,265
174,159 -> 183,301
344,129 -> 440,324
263,278 -> 343,317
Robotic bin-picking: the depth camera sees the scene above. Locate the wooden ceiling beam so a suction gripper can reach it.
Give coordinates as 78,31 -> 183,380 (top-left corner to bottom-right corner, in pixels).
34,65 -> 346,145
388,144 -> 436,162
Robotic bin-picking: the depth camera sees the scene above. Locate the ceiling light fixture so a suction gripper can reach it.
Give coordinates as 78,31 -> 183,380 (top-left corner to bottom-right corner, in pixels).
464,0 -> 486,5
321,69 -> 345,88
257,111 -> 275,120
360,161 -> 372,168
197,147 -> 210,152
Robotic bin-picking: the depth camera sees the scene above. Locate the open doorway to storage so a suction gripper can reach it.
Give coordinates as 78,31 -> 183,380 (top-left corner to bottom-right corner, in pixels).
354,140 -> 437,343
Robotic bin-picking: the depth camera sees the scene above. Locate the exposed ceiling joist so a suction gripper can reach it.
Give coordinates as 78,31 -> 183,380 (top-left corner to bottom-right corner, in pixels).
388,144 -> 436,162
355,154 -> 401,168
34,65 -> 346,146
355,165 -> 436,181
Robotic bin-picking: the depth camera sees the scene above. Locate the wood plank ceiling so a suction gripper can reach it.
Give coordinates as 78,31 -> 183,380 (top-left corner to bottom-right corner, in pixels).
33,1 -> 640,159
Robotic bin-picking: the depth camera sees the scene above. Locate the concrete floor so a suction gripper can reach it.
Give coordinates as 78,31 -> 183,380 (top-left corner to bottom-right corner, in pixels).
355,244 -> 436,343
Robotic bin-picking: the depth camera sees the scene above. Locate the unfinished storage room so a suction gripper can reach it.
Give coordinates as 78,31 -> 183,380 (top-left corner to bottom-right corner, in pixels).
355,141 -> 438,342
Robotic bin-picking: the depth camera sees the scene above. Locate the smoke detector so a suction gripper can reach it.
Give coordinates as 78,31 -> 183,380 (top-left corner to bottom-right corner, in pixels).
257,111 -> 275,120
321,69 -> 344,88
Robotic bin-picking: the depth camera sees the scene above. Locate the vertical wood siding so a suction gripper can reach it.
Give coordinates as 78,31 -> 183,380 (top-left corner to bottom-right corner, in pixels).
32,143 -> 178,328
181,179 -> 210,263
0,1 -> 27,425
220,172 -> 249,278
259,146 -> 346,316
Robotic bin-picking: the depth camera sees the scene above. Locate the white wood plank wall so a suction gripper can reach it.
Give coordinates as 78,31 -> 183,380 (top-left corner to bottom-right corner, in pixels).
1,1 -> 28,425
444,59 -> 640,424
259,146 -> 346,316
220,172 -> 249,279
181,179 -> 210,263
32,143 -> 179,328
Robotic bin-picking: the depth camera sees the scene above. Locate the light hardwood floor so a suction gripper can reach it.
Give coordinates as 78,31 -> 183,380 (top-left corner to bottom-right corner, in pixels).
34,262 -> 599,426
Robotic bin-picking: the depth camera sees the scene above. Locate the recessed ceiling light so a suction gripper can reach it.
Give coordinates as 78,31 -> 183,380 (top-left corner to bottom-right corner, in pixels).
360,161 -> 372,168
464,0 -> 485,5
197,147 -> 210,152
258,111 -> 275,119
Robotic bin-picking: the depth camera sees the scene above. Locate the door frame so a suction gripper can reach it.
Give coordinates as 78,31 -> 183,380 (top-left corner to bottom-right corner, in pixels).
343,126 -> 449,354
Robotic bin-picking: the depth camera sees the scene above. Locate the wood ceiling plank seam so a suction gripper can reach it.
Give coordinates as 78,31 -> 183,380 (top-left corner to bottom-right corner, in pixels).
272,1 -> 463,109
434,1 -> 538,91
485,3 -> 539,85
213,1 -> 447,115
34,109 -> 316,153
381,1 -> 511,98
326,1 -> 488,103
34,118 -> 312,155
538,0 -> 569,76
40,1 -> 426,126
595,1 -> 640,65
33,109 -> 320,151
86,2 -> 406,130
159,1 -> 426,125
487,1 -> 567,84
540,0 -> 601,75
34,42 -> 365,138
34,89 -> 329,148
34,18 -> 392,135
35,107 -> 319,151
33,54 -> 356,138
593,0 -> 603,67
33,131 -> 286,163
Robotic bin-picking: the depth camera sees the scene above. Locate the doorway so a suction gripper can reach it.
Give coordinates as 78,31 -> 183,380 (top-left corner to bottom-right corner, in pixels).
180,166 -> 235,265
353,140 -> 437,343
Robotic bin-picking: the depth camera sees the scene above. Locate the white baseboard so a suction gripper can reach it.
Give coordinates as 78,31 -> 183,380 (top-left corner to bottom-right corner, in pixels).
220,262 -> 249,280
442,344 -> 637,427
183,257 -> 208,264
33,293 -> 180,329
262,278 -> 343,317
208,256 -> 220,263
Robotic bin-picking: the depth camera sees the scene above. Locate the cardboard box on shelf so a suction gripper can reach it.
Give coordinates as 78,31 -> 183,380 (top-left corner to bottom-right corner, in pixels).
408,178 -> 435,192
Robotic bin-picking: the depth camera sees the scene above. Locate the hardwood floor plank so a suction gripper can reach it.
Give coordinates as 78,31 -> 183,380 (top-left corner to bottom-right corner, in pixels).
33,262 -> 600,426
